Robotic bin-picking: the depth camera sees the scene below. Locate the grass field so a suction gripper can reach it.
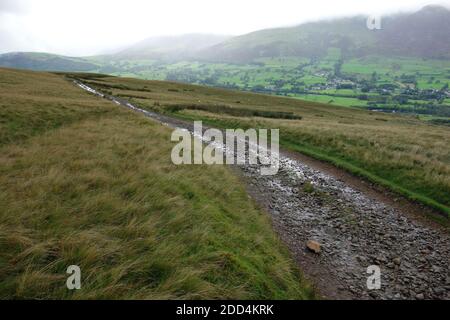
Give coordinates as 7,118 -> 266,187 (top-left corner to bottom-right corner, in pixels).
0,68 -> 313,299
81,54 -> 450,120
290,93 -> 368,108
88,54 -> 450,90
79,74 -> 450,218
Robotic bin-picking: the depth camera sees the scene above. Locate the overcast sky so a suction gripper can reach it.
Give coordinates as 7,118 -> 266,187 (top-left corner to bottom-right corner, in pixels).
0,0 -> 449,56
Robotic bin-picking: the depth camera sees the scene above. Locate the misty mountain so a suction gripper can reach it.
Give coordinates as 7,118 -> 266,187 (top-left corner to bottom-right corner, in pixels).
199,5 -> 450,62
115,34 -> 231,60
0,5 -> 448,72
0,34 -> 231,71
378,5 -> 450,59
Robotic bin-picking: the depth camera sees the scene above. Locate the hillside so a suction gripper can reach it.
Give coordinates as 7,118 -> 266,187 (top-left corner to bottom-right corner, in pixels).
0,6 -> 448,122
76,74 -> 450,217
69,73 -> 450,300
200,16 -> 374,62
200,5 -> 450,62
378,5 -> 450,59
1,6 -> 449,70
1,67 -> 449,301
0,68 -> 313,299
0,52 -> 98,72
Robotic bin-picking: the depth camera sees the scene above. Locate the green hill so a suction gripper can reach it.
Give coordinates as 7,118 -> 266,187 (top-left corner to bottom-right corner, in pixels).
200,5 -> 450,63
0,52 -> 99,72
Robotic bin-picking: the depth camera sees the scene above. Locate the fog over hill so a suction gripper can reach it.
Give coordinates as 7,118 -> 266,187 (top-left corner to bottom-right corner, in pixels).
199,5 -> 450,62
0,5 -> 449,71
116,34 -> 231,60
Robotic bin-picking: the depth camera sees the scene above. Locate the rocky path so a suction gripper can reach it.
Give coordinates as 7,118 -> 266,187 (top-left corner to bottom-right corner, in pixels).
242,160 -> 449,300
75,80 -> 450,300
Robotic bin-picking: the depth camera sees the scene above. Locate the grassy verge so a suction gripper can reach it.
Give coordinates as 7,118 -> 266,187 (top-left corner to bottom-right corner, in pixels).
281,141 -> 450,222
0,68 -> 313,299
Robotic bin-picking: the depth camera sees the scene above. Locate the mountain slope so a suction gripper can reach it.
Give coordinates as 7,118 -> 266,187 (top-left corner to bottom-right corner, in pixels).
0,6 -> 448,70
378,5 -> 450,59
199,5 -> 450,62
200,16 -> 374,62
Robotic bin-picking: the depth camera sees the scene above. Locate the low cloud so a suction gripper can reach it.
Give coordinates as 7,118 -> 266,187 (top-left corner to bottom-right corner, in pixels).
0,0 -> 28,14
0,0 -> 448,56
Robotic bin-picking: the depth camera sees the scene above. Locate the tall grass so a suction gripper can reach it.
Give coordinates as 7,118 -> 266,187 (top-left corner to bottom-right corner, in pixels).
0,68 -> 313,299
0,69 -> 116,147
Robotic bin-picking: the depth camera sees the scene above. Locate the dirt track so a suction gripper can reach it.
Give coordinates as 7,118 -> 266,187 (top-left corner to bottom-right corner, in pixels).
75,80 -> 450,300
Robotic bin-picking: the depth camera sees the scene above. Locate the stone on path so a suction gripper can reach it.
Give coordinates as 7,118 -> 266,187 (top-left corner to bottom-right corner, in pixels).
306,240 -> 322,254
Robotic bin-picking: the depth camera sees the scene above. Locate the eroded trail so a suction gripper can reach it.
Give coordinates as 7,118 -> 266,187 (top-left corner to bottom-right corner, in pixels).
75,80 -> 450,300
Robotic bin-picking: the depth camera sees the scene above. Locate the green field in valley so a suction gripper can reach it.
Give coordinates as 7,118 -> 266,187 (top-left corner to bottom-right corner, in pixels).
81,53 -> 450,122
